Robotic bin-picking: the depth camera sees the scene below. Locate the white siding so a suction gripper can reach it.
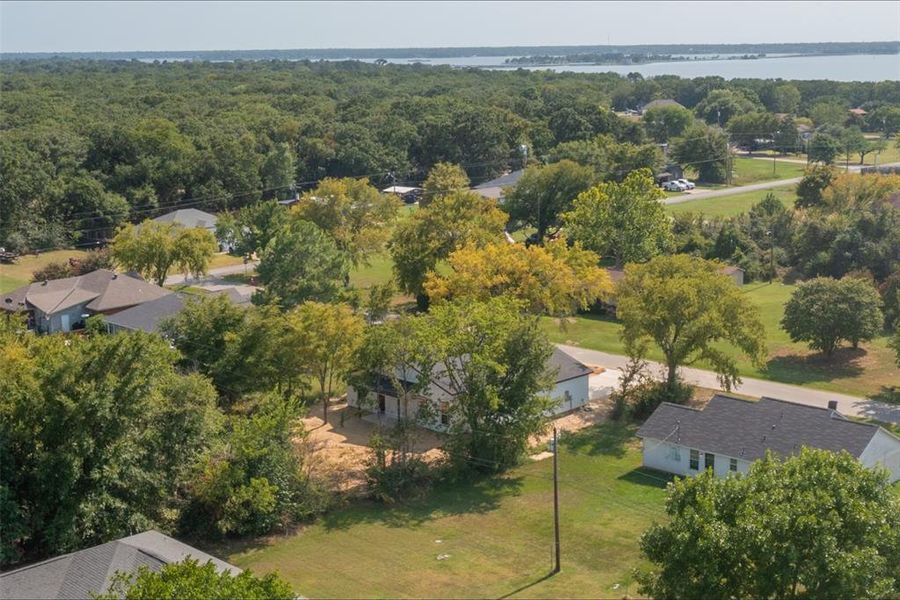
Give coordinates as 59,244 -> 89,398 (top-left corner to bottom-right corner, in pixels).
858,429 -> 900,483
548,375 -> 590,416
641,438 -> 751,478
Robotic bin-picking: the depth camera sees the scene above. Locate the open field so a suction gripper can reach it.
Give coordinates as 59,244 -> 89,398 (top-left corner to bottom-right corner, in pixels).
213,422 -> 668,599
0,250 -> 89,294
729,156 -> 806,185
665,185 -> 796,218
208,253 -> 247,270
543,283 -> 898,398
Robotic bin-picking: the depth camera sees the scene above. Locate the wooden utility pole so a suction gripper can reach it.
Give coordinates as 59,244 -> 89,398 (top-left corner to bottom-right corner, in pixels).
552,426 -> 561,574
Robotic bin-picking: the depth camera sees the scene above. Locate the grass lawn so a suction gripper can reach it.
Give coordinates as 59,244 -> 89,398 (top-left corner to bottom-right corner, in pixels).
666,186 -> 797,218
729,157 -> 806,186
0,250 -> 89,294
543,282 -> 898,398
208,253 -> 247,270
213,422 -> 668,599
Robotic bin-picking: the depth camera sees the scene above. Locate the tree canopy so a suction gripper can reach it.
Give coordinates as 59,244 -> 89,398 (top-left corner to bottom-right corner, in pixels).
110,221 -> 218,286
639,448 -> 900,600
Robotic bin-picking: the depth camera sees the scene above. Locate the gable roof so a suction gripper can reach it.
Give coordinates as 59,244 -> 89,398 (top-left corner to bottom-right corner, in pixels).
636,394 -> 890,462
473,169 -> 525,200
0,531 -> 239,599
152,208 -> 218,230
1,270 -> 172,316
104,293 -> 187,333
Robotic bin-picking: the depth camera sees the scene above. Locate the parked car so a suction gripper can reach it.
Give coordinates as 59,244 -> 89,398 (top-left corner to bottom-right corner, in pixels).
662,180 -> 687,192
677,178 -> 695,190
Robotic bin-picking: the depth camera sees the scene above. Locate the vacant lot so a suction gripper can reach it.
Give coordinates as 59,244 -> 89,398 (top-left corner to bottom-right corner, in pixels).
0,250 -> 89,294
543,283 -> 898,398
729,157 -> 806,185
666,185 -> 797,218
215,422 -> 667,599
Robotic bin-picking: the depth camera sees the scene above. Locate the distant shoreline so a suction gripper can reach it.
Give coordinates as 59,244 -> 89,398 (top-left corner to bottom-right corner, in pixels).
3,41 -> 898,62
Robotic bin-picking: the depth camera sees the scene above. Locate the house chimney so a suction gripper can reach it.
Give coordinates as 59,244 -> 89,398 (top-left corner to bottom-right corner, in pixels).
827,400 -> 838,411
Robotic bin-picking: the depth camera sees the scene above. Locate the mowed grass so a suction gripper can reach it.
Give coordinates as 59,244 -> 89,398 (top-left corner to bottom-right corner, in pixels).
214,422 -> 668,599
666,186 -> 797,218
543,283 -> 898,398
0,250 -> 89,294
730,157 -> 806,185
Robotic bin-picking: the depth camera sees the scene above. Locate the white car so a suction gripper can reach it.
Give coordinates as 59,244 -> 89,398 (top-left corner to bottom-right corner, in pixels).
662,180 -> 687,192
677,178 -> 696,190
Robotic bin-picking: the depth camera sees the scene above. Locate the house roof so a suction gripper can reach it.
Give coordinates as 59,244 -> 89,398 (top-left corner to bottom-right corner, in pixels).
1,270 -> 172,316
382,186 -> 422,195
636,395 -> 889,462
547,346 -> 594,382
473,169 -> 525,200
104,288 -> 250,333
0,530 -> 239,600
153,208 -> 218,230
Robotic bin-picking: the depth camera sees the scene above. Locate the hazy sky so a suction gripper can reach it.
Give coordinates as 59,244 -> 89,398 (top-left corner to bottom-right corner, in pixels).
2,1 -> 898,53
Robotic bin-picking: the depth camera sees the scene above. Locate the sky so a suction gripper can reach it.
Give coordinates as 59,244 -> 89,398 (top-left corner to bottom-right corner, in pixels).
1,1 -> 898,53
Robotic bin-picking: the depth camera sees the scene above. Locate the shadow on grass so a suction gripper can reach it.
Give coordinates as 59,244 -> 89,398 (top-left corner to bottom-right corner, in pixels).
617,467 -> 674,490
764,347 -> 866,385
321,474 -> 525,532
868,386 -> 899,405
497,571 -> 558,599
559,421 -> 635,459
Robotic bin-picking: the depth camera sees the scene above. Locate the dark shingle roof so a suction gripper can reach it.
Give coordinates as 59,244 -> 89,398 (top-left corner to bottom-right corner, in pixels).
152,208 -> 218,230
0,531 -> 239,599
473,169 -> 525,199
104,293 -> 187,333
636,395 -> 885,461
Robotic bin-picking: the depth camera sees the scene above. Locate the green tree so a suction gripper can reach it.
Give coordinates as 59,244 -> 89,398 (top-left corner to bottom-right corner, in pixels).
781,277 -> 884,356
809,101 -> 848,127
770,83 -> 801,113
260,142 -> 295,192
254,218 -> 349,308
389,190 -> 507,305
671,123 -> 729,183
638,448 -> 900,600
726,112 -> 779,150
98,560 -> 294,600
293,178 -> 400,267
0,330 -> 220,566
286,302 -> 364,424
889,325 -> 900,366
110,221 -> 217,286
808,132 -> 842,164
694,89 -> 759,126
420,297 -> 555,472
421,162 -> 470,207
795,165 -> 837,208
563,168 -> 672,267
617,255 -> 766,390
216,201 -> 287,259
503,160 -> 596,244
642,104 -> 695,143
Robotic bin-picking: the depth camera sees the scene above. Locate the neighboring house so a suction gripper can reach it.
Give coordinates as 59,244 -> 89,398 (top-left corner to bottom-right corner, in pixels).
472,169 -> 525,201
0,530 -> 240,599
637,395 -> 900,483
1,269 -> 172,333
152,208 -> 228,251
654,163 -> 685,184
381,185 -> 423,204
347,346 -> 593,431
601,264 -> 744,312
639,98 -> 683,114
104,288 -> 250,334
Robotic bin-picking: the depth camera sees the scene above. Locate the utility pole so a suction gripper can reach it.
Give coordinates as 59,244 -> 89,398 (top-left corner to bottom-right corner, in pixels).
552,426 -> 561,575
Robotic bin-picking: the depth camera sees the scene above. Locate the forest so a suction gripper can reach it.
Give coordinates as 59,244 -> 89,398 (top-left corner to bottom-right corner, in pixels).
2,58 -> 900,253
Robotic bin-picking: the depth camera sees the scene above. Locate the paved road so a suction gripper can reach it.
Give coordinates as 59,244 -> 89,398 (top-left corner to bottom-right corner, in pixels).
663,177 -> 802,205
165,261 -> 257,286
557,344 -> 900,425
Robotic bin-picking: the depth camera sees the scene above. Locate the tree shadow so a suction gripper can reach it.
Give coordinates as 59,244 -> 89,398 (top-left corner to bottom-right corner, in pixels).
320,474 -> 525,532
559,421 -> 635,459
867,386 -> 899,405
764,347 -> 866,385
617,467 -> 674,490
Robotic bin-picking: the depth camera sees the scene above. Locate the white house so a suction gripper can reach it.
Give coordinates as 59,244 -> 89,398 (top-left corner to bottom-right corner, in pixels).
347,346 -> 593,431
637,395 -> 900,482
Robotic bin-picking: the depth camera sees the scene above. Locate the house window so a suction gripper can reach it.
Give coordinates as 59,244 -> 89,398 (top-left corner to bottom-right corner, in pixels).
439,401 -> 450,426
689,449 -> 699,470
729,458 -> 738,472
667,445 -> 681,462
704,453 -> 715,471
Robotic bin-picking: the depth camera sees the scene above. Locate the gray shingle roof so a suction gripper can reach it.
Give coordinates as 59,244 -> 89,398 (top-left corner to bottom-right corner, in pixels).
473,169 -> 525,199
636,395 -> 884,462
0,270 -> 171,316
152,208 -> 218,230
0,531 -> 239,600
104,293 -> 187,333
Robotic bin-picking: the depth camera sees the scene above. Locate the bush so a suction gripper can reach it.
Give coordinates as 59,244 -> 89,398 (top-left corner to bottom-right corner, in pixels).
631,380 -> 693,421
365,423 -> 434,503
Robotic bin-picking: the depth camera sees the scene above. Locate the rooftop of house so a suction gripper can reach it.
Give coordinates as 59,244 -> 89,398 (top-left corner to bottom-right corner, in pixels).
1,269 -> 172,316
152,208 -> 218,230
104,288 -> 250,333
640,98 -> 682,112
472,169 -> 525,199
636,394 -> 892,462
0,530 -> 239,600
